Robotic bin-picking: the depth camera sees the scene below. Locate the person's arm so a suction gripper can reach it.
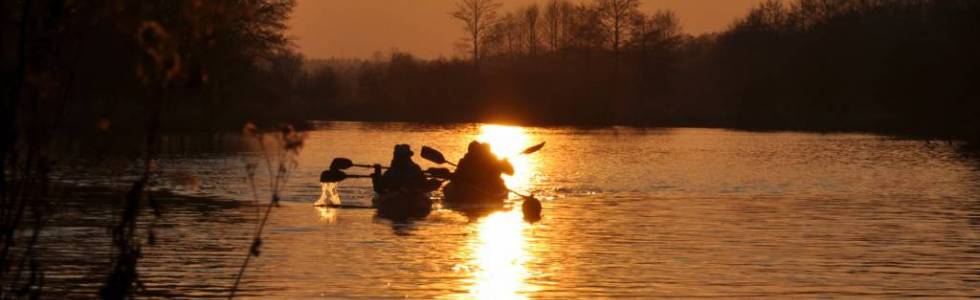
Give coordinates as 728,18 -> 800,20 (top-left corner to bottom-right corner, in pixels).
424,179 -> 444,193
371,164 -> 385,193
408,163 -> 428,189
409,163 -> 424,177
500,158 -> 514,175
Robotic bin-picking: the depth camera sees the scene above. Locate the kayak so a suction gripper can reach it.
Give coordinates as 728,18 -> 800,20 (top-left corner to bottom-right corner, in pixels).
314,182 -> 431,210
316,203 -> 374,209
372,191 -> 434,219
442,181 -> 508,211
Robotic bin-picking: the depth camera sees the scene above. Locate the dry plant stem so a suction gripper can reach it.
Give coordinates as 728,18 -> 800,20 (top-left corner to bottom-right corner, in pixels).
229,128 -> 301,299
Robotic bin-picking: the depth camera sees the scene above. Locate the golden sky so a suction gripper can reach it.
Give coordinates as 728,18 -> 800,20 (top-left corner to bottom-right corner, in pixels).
288,0 -> 764,59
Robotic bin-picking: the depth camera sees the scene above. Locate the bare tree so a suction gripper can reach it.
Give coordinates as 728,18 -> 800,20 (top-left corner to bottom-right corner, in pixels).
595,0 -> 641,53
553,3 -> 603,51
503,13 -> 523,57
452,0 -> 502,66
740,0 -> 788,32
522,4 -> 541,56
629,10 -> 681,54
544,0 -> 561,52
543,0 -> 574,52
486,11 -> 522,58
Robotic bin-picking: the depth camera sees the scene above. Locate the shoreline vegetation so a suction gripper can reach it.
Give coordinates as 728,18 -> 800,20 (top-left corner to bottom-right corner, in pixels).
305,0 -> 979,142
2,1 -> 977,141
0,1 -> 977,140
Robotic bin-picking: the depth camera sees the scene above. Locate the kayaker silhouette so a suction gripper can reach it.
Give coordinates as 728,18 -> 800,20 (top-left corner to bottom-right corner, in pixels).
443,141 -> 513,207
371,144 -> 439,194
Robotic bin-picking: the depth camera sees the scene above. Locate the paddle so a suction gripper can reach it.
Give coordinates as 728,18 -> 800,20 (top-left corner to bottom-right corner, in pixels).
420,146 -> 456,167
426,167 -> 453,179
329,158 -> 387,171
421,142 -> 545,166
329,158 -> 354,170
321,167 -> 452,183
319,169 -> 372,183
521,142 -> 546,155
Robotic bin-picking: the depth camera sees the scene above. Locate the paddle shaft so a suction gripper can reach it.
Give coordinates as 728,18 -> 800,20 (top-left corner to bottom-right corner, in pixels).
353,164 -> 388,170
445,175 -> 533,200
336,172 -> 448,180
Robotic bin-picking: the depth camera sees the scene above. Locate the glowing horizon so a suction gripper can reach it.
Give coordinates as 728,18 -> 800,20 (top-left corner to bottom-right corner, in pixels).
288,0 -> 766,59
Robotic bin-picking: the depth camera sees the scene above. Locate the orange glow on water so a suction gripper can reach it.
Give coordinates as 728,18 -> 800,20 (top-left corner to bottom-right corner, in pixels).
450,124 -> 543,299
466,210 -> 532,299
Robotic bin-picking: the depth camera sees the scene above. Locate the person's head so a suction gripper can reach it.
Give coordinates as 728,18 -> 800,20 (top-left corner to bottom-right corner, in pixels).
393,144 -> 413,160
467,141 -> 481,153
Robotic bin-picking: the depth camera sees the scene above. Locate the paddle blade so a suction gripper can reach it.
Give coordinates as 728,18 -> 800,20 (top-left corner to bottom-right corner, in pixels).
522,195 -> 542,223
426,167 -> 452,179
319,169 -> 347,183
329,158 -> 354,170
521,142 -> 545,155
420,146 -> 448,164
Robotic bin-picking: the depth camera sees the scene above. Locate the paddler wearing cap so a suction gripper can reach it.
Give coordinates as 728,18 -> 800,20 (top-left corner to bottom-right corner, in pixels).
371,144 -> 441,195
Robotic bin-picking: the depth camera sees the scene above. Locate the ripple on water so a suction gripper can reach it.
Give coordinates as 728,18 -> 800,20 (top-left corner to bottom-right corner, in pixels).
31,124 -> 980,298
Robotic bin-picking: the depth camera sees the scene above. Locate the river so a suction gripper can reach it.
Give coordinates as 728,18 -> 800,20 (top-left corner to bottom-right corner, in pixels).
35,122 -> 980,298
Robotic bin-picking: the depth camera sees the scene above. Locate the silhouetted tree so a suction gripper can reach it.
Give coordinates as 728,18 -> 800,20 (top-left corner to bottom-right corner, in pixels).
522,4 -> 542,56
452,0 -> 503,66
311,0 -> 980,141
543,0 -> 570,52
568,4 -> 606,51
1,0 -> 303,297
596,0 -> 641,54
629,10 -> 681,54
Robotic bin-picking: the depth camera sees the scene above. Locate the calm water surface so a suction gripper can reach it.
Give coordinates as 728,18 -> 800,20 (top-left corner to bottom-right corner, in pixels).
39,122 -> 980,298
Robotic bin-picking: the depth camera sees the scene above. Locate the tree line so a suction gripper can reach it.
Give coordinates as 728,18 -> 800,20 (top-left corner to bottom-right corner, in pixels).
6,0 -> 975,139
312,0 -> 979,140
0,0 -> 334,138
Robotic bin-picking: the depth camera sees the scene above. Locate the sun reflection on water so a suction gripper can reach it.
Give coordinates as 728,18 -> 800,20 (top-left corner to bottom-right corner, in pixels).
465,210 -> 532,299
453,124 -> 541,299
315,207 -> 337,223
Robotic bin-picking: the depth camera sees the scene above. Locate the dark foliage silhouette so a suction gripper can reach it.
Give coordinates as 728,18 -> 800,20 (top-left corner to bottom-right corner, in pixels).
1,0 -> 300,298
312,0 -> 979,142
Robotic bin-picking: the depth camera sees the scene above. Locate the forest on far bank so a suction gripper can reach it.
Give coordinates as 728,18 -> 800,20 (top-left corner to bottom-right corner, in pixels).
3,0 -> 979,141
307,0 -> 980,140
